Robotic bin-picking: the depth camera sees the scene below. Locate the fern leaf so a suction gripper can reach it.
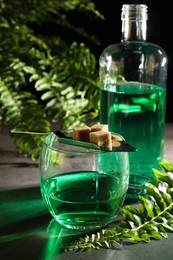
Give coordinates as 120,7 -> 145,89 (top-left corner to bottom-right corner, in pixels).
0,79 -> 50,160
32,42 -> 99,129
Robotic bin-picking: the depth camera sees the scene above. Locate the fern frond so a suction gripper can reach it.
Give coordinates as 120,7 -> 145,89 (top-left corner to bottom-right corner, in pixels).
33,42 -> 99,129
0,1 -> 102,159
0,79 -> 50,160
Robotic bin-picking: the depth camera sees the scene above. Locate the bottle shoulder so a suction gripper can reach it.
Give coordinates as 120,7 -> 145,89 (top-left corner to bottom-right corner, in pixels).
99,40 -> 168,88
100,41 -> 167,59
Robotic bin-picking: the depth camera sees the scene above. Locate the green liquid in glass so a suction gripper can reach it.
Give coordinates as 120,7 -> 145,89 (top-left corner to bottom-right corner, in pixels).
41,171 -> 127,230
100,83 -> 166,197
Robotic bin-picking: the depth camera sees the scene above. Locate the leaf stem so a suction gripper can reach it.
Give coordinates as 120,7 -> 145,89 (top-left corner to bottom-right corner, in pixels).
10,129 -> 49,135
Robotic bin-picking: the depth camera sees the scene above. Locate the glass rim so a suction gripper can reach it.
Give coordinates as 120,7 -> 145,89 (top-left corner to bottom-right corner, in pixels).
43,132 -> 106,155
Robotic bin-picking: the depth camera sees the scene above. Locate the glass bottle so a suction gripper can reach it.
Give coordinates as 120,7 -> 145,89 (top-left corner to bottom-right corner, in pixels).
99,4 -> 168,198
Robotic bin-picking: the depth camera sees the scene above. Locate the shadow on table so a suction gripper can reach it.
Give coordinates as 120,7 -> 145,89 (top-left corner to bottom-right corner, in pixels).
0,186 -> 50,236
0,187 -> 49,259
0,186 -> 139,260
0,186 -> 89,259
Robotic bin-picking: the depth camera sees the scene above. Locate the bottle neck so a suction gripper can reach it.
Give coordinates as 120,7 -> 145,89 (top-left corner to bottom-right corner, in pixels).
121,4 -> 148,42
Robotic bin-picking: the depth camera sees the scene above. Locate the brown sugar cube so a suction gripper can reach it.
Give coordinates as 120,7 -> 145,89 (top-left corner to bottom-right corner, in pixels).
89,131 -> 112,151
72,126 -> 91,142
111,134 -> 124,142
111,134 -> 123,148
91,124 -> 108,132
112,139 -> 121,147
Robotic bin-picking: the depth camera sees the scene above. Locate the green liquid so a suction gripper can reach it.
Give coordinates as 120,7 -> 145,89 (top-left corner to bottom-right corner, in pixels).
41,171 -> 127,230
100,83 -> 166,197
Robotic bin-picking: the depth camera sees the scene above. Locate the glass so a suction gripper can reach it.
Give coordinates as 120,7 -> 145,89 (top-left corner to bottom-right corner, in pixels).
39,132 -> 129,231
99,4 -> 168,198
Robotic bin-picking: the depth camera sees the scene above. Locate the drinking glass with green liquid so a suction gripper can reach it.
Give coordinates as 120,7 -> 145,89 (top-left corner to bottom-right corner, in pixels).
39,132 -> 129,231
99,4 -> 168,198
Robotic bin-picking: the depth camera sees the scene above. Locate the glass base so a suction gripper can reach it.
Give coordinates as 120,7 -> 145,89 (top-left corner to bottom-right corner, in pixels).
54,214 -> 114,231
126,175 -> 149,199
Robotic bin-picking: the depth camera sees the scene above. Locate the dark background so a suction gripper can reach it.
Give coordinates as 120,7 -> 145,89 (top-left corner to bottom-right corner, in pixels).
91,0 -> 172,123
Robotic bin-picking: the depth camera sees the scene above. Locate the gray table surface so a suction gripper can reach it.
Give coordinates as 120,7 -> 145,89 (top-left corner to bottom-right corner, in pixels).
0,124 -> 173,260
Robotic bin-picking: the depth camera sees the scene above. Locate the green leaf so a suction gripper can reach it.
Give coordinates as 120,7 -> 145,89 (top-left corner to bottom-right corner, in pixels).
143,183 -> 167,210
122,207 -> 142,226
138,230 -> 150,242
138,196 -> 155,219
158,225 -> 168,238
160,160 -> 173,173
157,161 -> 173,188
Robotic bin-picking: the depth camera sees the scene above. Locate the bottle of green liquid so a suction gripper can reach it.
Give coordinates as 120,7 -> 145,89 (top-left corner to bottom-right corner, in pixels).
99,4 -> 168,198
